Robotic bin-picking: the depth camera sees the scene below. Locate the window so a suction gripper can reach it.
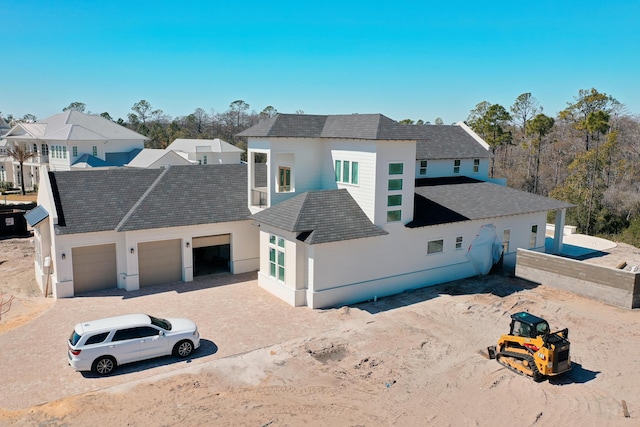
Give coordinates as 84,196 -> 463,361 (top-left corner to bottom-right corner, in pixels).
530,225 -> 538,248
335,160 -> 359,184
503,229 -> 511,253
351,162 -> 359,184
454,159 -> 461,174
388,179 -> 403,191
269,234 -> 285,281
473,158 -> 480,173
85,332 -> 110,345
455,236 -> 463,250
387,210 -> 401,222
92,146 -> 98,157
389,163 -> 403,175
427,239 -> 444,254
42,144 -> 49,156
112,328 -> 139,342
387,195 -> 402,206
278,166 -> 291,192
62,146 -> 67,159
419,160 -> 427,176
72,146 -> 78,157
203,155 -> 208,165
33,143 -> 38,153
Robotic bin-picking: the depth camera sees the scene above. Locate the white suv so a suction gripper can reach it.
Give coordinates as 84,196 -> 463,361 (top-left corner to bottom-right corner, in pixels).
68,313 -> 200,375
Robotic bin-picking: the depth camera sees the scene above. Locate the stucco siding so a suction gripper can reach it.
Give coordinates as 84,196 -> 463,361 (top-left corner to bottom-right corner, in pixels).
375,142 -> 416,225
416,158 -> 489,179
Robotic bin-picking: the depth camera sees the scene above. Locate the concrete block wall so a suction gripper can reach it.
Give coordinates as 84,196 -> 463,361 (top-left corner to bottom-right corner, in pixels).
515,249 -> 640,309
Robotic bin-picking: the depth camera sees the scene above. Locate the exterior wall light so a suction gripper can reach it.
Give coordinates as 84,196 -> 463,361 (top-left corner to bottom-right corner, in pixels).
61,253 -> 66,260
130,248 -> 135,254
186,242 -> 190,248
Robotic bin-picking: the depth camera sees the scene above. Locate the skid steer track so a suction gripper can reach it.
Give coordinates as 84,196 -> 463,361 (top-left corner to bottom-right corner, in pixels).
496,350 -> 543,382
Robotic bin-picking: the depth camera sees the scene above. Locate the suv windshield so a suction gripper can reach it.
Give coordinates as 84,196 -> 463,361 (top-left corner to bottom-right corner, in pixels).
148,314 -> 172,331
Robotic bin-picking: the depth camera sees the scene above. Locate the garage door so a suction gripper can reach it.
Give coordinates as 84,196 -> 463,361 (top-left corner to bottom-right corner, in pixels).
72,244 -> 117,294
192,234 -> 231,276
138,239 -> 182,287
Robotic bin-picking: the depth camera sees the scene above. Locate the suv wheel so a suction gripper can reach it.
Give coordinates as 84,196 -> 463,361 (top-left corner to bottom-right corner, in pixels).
92,356 -> 117,375
173,340 -> 193,358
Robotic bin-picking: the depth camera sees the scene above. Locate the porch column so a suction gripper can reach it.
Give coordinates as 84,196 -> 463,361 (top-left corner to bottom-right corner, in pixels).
553,208 -> 566,254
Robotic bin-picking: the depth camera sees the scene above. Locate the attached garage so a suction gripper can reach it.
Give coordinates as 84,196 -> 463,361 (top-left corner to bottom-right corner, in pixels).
138,239 -> 182,287
193,234 -> 231,276
72,244 -> 117,294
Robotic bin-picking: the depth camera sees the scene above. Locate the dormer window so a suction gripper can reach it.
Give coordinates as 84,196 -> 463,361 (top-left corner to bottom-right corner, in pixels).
454,159 -> 461,174
419,160 -> 427,176
473,158 -> 480,173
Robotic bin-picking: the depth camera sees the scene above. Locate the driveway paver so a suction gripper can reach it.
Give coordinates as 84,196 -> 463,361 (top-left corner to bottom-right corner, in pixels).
0,272 -> 370,410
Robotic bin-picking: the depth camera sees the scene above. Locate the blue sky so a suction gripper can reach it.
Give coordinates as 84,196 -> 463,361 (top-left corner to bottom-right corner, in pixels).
2,0 -> 639,124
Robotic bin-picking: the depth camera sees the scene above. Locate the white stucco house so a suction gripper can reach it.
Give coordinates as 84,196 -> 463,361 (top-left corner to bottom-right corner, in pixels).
238,114 -> 572,308
125,148 -> 193,169
26,112 -> 572,308
1,111 -> 147,190
166,138 -> 244,165
26,164 -> 259,298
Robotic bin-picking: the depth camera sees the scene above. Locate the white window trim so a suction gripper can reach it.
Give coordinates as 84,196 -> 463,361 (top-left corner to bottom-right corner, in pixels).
427,238 -> 445,255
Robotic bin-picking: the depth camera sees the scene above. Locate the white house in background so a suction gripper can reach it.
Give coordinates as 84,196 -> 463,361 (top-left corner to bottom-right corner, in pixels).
238,114 -> 573,308
26,164 -> 258,298
125,148 -> 193,169
166,138 -> 244,165
1,111 -> 147,190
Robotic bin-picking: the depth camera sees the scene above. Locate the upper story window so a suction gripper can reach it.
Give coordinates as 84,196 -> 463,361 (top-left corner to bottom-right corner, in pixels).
388,179 -> 403,191
203,155 -> 208,165
419,160 -> 427,176
473,158 -> 480,173
41,144 -> 49,155
454,159 -> 461,174
278,166 -> 291,192
455,236 -> 463,250
62,146 -> 67,159
92,146 -> 98,157
389,163 -> 403,175
72,146 -> 78,157
335,160 -> 359,184
33,143 -> 38,153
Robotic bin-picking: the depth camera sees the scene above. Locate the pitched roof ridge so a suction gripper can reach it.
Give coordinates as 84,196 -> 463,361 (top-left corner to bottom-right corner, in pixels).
115,168 -> 168,231
291,191 -> 312,231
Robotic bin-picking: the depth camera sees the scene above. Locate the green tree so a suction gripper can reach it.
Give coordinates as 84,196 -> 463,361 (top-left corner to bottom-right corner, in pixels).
399,119 -> 414,124
527,113 -> 554,194
6,144 -> 36,195
100,112 -> 113,121
229,100 -> 249,127
467,102 -> 512,177
510,93 -> 540,138
260,106 -> 278,119
63,102 -> 86,113
560,88 -> 618,151
434,117 -> 444,125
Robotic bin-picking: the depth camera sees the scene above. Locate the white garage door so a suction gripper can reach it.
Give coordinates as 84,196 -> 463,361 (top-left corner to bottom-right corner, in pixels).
72,244 -> 117,294
138,239 -> 182,287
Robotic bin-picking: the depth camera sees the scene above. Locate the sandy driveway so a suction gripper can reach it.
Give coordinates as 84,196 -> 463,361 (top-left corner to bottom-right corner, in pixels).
1,237 -> 639,426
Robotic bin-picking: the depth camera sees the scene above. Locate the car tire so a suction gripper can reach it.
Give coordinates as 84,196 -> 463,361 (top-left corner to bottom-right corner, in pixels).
92,356 -> 117,375
173,340 -> 194,358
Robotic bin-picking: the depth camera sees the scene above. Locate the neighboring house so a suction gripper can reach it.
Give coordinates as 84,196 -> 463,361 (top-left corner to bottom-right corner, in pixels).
166,138 -> 244,165
0,116 -> 10,183
125,149 -> 193,169
238,114 -> 573,308
27,164 -> 259,298
1,111 -> 147,190
27,112 -> 572,309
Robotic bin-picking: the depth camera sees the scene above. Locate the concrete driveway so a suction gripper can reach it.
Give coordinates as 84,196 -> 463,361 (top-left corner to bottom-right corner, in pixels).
0,272 -> 362,410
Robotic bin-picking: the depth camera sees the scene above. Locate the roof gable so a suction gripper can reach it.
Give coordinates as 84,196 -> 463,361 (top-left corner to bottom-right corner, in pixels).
167,138 -> 244,153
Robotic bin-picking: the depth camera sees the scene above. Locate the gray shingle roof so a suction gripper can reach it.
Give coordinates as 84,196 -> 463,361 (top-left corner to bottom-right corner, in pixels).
51,165 -> 250,235
238,114 -> 492,159
415,126 -> 492,159
238,114 -> 428,140
408,177 -> 574,228
251,189 -> 388,244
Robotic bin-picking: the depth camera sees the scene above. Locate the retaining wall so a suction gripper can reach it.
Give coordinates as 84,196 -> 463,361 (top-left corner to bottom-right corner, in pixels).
515,248 -> 640,309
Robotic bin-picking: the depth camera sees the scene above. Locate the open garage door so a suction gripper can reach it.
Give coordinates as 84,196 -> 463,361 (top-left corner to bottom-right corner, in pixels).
138,239 -> 182,287
193,234 -> 230,276
72,244 -> 117,294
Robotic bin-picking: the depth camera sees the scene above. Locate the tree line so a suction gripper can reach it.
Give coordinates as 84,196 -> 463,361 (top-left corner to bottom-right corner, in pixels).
3,89 -> 640,245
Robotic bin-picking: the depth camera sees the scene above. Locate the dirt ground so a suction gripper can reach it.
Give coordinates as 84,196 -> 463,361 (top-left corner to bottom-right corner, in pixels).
0,237 -> 638,426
